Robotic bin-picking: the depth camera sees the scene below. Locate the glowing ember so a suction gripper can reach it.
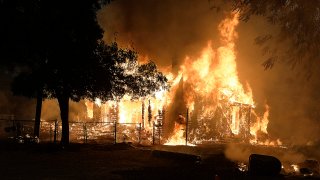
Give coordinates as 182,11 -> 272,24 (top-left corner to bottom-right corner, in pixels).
291,164 -> 300,173
94,98 -> 102,107
238,162 -> 248,172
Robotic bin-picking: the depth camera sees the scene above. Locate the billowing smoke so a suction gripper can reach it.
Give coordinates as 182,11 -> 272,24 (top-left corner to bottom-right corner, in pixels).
0,70 -> 89,122
97,0 -> 226,70
224,143 -> 313,171
41,99 -> 88,121
236,16 -> 320,147
0,71 -> 36,120
0,90 -> 36,120
97,0 -> 320,147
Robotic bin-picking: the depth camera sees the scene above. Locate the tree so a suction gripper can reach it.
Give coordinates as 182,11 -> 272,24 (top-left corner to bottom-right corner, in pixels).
90,41 -> 169,102
236,1 -> 320,72
1,0 -> 105,143
0,0 -> 107,145
225,0 -> 320,77
2,0 -> 167,145
12,40 -> 168,145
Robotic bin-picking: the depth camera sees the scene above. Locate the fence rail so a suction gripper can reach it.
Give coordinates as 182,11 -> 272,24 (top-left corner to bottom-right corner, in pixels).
0,119 -> 159,145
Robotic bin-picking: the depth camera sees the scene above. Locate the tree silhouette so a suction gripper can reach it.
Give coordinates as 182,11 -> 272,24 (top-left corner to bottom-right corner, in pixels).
230,0 -> 320,77
1,0 -> 105,144
2,0 -> 168,145
90,41 -> 169,102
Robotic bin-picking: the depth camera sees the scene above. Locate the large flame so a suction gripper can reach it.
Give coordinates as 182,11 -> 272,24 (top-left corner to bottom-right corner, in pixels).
83,12 -> 280,146
168,12 -> 252,140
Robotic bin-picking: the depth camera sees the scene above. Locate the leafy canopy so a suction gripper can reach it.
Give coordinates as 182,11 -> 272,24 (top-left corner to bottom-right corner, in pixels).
228,0 -> 320,76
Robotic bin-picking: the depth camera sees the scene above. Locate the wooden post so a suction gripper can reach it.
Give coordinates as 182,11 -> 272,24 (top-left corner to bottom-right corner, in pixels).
54,120 -> 57,144
248,107 -> 252,140
49,122 -> 52,142
152,121 -> 155,145
83,123 -> 87,143
114,121 -> 117,144
142,102 -> 145,129
185,108 -> 189,146
138,123 -> 141,144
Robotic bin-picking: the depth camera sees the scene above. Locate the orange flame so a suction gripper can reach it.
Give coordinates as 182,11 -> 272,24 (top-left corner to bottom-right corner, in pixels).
85,100 -> 93,119
82,12 -> 281,146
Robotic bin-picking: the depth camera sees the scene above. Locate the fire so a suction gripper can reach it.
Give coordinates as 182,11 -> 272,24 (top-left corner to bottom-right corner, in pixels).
164,122 -> 195,146
162,12 -> 277,145
249,104 -> 282,146
250,104 -> 269,137
85,100 -> 93,119
164,123 -> 186,146
94,98 -> 102,107
81,12 -> 281,146
84,98 -> 102,119
171,12 -> 252,141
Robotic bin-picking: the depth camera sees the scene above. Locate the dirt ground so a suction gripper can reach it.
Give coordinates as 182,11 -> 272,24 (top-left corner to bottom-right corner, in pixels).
0,141 -> 318,180
0,142 -> 221,180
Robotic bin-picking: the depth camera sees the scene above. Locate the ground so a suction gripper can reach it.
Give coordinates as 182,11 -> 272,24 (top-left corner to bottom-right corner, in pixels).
0,141 -> 318,180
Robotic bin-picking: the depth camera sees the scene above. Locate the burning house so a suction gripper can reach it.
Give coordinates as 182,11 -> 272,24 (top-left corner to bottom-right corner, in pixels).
78,12 -> 280,146
1,1 -> 320,178
0,10 -> 281,147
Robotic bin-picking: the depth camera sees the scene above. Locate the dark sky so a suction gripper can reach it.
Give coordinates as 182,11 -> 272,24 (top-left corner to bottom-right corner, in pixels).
97,0 -> 320,146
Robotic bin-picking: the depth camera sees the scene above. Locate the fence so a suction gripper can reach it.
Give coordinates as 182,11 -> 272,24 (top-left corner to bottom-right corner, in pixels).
0,119 -> 158,144
0,119 -> 34,139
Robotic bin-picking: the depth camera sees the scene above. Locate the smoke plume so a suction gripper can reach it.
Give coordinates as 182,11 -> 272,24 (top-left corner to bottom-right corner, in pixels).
98,0 -> 226,69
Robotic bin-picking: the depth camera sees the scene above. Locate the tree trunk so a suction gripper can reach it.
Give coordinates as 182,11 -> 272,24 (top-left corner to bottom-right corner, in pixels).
58,94 -> 69,146
34,89 -> 43,137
